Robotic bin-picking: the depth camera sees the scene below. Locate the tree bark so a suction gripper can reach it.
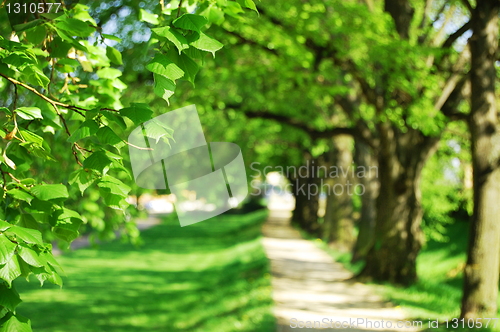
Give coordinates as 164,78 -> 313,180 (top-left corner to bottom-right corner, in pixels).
357,126 -> 439,285
322,136 -> 355,251
352,140 -> 379,263
460,0 -> 500,319
290,156 -> 321,235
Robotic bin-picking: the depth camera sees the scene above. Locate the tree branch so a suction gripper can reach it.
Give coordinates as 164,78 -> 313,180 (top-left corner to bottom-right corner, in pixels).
439,74 -> 469,121
243,110 -> 356,139
222,28 -> 279,56
0,73 -> 119,115
441,20 -> 471,49
225,103 -> 377,149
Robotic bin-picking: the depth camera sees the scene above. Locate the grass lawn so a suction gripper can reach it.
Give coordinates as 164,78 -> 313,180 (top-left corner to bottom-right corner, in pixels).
310,220 -> 500,332
15,209 -> 275,332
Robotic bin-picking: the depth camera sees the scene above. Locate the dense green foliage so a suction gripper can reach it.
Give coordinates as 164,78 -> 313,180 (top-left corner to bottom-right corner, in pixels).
0,0 -> 258,329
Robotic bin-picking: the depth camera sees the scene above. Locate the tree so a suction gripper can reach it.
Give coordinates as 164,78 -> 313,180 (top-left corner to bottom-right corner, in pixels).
321,135 -> 355,251
351,140 -> 378,262
202,0 -> 470,284
0,0 -> 256,329
460,0 -> 500,319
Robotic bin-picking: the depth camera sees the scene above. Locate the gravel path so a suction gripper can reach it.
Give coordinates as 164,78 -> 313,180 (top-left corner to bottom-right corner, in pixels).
262,209 -> 420,332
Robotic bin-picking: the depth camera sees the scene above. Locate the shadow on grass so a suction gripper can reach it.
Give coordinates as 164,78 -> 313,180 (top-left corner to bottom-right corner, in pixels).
16,210 -> 276,332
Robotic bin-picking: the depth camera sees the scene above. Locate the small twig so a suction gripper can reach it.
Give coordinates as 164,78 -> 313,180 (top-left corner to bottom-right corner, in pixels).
48,58 -> 56,95
8,172 -> 21,184
124,140 -> 153,151
71,145 -> 83,167
177,0 -> 184,18
50,103 -> 84,166
0,73 -> 120,115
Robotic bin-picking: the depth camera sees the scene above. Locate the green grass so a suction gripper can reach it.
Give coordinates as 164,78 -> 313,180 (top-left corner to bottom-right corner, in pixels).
15,210 -> 275,332
379,220 -> 500,331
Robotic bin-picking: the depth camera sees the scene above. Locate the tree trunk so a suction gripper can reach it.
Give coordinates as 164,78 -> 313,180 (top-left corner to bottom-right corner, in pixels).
461,0 -> 500,319
322,136 -> 355,251
352,140 -> 379,263
290,156 -> 321,235
357,125 -> 438,285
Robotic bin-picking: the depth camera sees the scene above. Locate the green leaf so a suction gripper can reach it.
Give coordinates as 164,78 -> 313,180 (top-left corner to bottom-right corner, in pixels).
0,107 -> 11,116
100,111 -> 127,130
96,126 -> 122,145
47,37 -> 72,58
120,104 -> 153,125
41,11 -> 64,20
7,226 -> 43,246
146,54 -> 184,82
170,52 -> 199,85
189,32 -> 223,56
143,118 -> 174,144
16,107 -> 42,120
22,65 -> 50,88
67,120 -> 99,143
98,191 -> 127,210
0,220 -> 12,232
106,46 -> 123,65
25,25 -> 47,45
139,9 -> 159,25
173,14 -> 208,33
0,283 -> 21,311
32,264 -> 62,286
30,184 -> 68,201
96,67 -> 122,79
184,46 -> 204,63
83,151 -> 113,173
152,26 -> 189,53
0,314 -> 32,332
54,208 -> 82,223
55,18 -> 94,37
17,245 -> 45,267
153,73 -> 176,103
18,214 -> 39,231
69,169 -> 96,195
17,257 -> 32,280
98,175 -> 131,198
225,1 -> 244,17
53,217 -> 82,243
71,4 -> 97,25
13,19 -> 42,32
19,130 -> 44,148
6,189 -> 34,204
238,0 -> 258,12
19,142 -> 55,162
102,34 -> 122,42
201,5 -> 225,25
0,256 -> 22,286
0,234 -> 16,265
40,252 -> 63,272
56,58 -> 79,73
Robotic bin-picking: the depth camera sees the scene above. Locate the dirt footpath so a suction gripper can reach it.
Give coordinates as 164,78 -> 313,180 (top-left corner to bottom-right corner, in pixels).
262,209 -> 420,332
